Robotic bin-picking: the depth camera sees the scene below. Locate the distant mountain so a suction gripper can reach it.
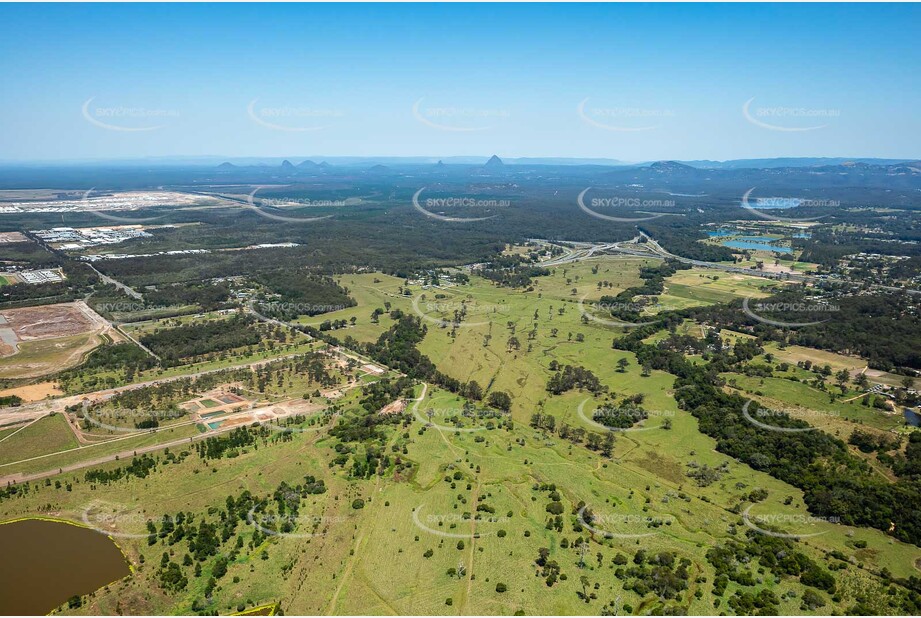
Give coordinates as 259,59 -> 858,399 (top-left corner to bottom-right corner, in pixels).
280,160 -> 296,173
297,160 -> 320,169
603,159 -> 921,192
217,162 -> 236,169
483,155 -> 504,169
680,157 -> 915,170
648,160 -> 697,174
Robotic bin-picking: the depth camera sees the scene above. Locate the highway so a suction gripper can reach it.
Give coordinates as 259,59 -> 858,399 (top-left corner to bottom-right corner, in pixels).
534,233 -> 920,295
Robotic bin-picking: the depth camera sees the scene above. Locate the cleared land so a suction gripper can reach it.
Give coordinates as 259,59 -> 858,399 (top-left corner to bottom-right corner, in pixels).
0,302 -> 111,379
0,254 -> 917,616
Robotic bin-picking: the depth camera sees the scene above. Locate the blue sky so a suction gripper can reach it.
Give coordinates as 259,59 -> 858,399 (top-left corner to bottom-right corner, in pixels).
0,3 -> 918,162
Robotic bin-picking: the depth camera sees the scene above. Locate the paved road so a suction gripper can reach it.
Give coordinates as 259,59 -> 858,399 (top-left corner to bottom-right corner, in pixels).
534,234 -> 920,296
0,399 -> 322,485
0,349 -> 321,428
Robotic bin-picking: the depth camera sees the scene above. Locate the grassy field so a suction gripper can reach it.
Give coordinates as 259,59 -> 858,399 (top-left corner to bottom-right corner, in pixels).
652,268 -> 780,313
1,382 -> 917,615
0,332 -> 103,379
1,254 -> 918,616
0,414 -> 78,465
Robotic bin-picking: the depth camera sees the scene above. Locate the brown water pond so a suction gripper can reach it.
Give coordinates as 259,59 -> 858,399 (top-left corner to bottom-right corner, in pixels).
0,518 -> 131,615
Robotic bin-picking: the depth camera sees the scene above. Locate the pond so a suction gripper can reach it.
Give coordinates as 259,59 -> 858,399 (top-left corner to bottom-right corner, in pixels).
0,518 -> 131,615
721,236 -> 793,253
904,408 -> 921,428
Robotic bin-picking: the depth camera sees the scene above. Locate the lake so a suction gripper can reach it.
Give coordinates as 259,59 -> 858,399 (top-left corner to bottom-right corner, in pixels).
721,236 -> 793,253
0,518 -> 131,615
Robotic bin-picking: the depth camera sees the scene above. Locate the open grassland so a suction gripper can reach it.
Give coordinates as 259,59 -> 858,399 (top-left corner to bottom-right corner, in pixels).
722,372 -> 905,435
0,413 -> 78,465
652,268 -> 780,313
0,422 -> 202,479
1,385 -> 918,615
120,310 -> 238,337
2,255 -> 918,615
0,333 -> 103,379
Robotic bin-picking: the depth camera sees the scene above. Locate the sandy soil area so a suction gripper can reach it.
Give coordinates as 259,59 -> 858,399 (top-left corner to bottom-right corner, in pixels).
0,382 -> 63,402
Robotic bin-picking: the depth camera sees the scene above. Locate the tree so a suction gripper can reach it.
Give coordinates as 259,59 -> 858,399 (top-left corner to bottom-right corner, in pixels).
616,358 -> 629,373
488,391 -> 512,412
854,373 -> 870,390
835,369 -> 851,393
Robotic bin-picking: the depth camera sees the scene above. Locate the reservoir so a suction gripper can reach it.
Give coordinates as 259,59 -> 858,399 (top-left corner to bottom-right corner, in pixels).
0,518 -> 131,615
722,236 -> 792,253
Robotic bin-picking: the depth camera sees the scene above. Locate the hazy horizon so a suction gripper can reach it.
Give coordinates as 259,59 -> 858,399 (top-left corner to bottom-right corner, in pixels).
1,3 -> 918,162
